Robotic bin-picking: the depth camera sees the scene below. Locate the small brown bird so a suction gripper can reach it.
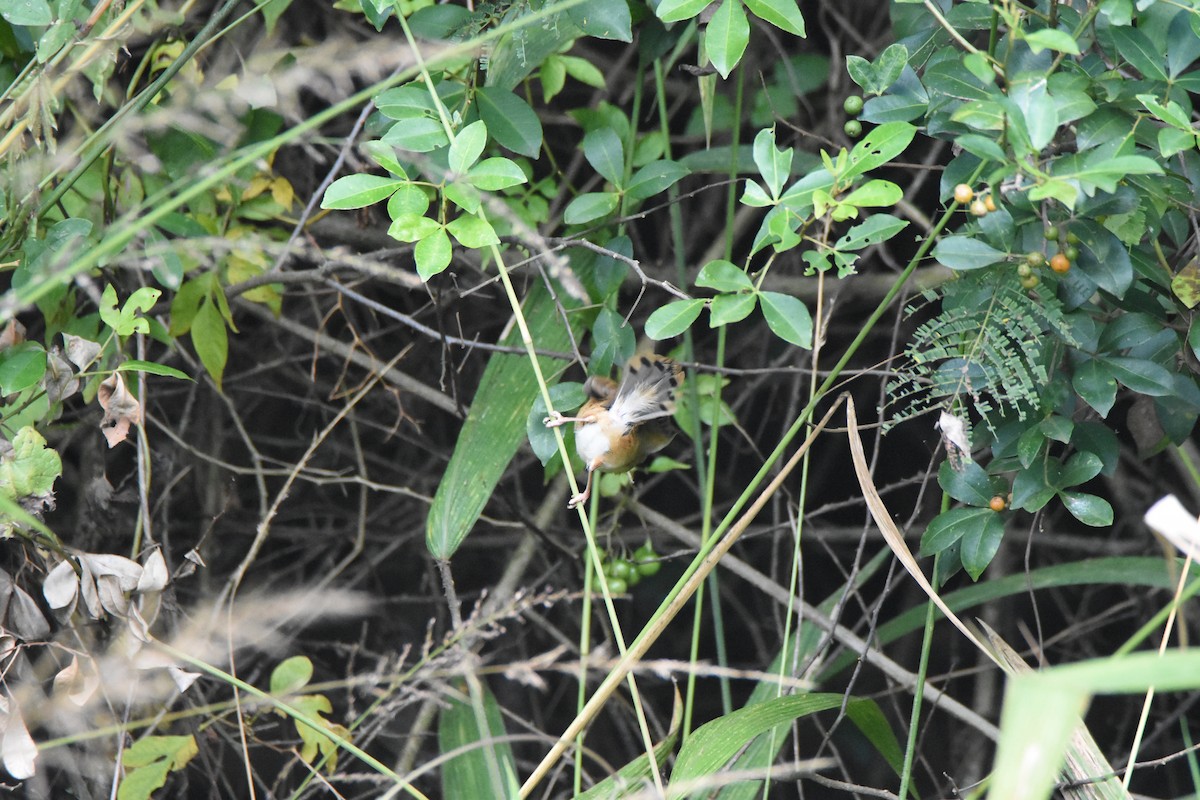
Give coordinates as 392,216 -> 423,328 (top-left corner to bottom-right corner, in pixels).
544,354 -> 684,508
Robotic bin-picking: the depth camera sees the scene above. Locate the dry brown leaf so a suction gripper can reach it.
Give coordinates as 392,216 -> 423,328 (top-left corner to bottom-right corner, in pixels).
96,372 -> 142,447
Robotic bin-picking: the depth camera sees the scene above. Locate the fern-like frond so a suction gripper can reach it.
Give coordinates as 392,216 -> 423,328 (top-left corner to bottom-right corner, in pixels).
885,269 -> 1078,436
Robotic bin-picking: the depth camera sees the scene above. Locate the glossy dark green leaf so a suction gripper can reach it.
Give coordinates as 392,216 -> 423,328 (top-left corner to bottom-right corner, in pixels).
192,299 -> 228,389
1098,356 -> 1175,396
1059,452 -> 1103,488
1060,491 -> 1114,527
835,214 -> 909,252
1111,25 -> 1167,81
381,117 -> 449,152
960,510 -> 1005,579
1072,359 -> 1117,417
921,507 -> 994,557
1011,464 -> 1056,512
937,460 -> 994,507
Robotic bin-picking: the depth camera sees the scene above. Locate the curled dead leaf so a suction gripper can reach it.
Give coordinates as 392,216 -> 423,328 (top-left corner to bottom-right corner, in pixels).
96,373 -> 142,447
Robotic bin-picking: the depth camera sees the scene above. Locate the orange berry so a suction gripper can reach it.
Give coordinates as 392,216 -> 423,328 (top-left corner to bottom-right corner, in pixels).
1050,253 -> 1071,273
954,184 -> 974,204
989,496 -> 1006,512
984,194 -> 997,212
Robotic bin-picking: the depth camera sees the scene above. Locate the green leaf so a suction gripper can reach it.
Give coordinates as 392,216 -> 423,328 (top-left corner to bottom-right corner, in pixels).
1059,452 -> 1103,488
1111,25 -> 1167,82
415,229 -> 453,280
443,181 -> 481,215
476,87 -> 543,158
1011,464 -> 1056,512
446,214 -> 499,248
387,184 -> 431,219
270,655 -> 314,694
626,159 -> 689,202
921,507 -> 994,557
835,213 -> 908,251
448,120 -> 488,175
118,735 -> 198,800
0,343 -> 46,395
381,117 -> 449,152
321,174 -> 404,209
1098,356 -> 1175,396
932,236 -> 1006,270
960,510 -> 1005,579
362,141 -> 408,178
840,178 -> 902,208
589,307 -> 636,376
844,122 -> 917,178
567,0 -> 632,41
527,383 -> 586,464
427,261 -> 591,558
656,0 -> 711,23
439,687 -> 518,800
0,427 -> 62,500
673,694 -> 867,786
1024,28 -> 1080,55
695,259 -> 753,292
582,127 -> 625,187
118,361 -> 192,381
467,157 -> 527,191
563,192 -> 619,224
743,0 -> 806,36
1060,492 -> 1114,527
709,293 -> 758,326
758,291 -> 813,348
937,460 -> 994,507
707,0 -> 750,79
191,299 -> 228,389
752,128 -> 792,198
1009,73 -> 1056,151
387,213 -> 441,242
645,299 -> 706,340
0,0 -> 52,26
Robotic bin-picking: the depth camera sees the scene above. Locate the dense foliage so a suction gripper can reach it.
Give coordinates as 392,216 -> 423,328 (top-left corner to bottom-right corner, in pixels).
2,0 -> 1200,798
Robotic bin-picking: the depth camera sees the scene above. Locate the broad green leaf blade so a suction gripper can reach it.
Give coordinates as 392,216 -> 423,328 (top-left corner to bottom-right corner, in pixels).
707,0 -> 750,79
438,685 -> 518,800
695,260 -> 753,292
743,0 -> 805,36
476,87 -> 543,158
566,0 -> 632,41
937,460 -> 994,506
449,120 -> 488,175
582,127 -> 625,187
709,293 -> 757,327
645,299 -> 706,340
426,260 -> 590,558
118,361 -> 193,380
563,192 -> 620,224
321,175 -> 404,209
626,159 -> 689,202
932,235 -> 1007,270
191,299 -> 228,389
467,157 -> 528,191
758,291 -> 812,348
415,229 -> 453,280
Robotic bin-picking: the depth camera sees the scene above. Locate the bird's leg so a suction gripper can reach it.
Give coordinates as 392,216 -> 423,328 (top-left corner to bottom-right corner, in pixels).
567,467 -> 596,509
543,410 -> 594,428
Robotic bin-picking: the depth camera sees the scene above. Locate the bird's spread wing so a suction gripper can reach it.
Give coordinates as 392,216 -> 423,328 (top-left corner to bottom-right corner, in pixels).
608,355 -> 683,430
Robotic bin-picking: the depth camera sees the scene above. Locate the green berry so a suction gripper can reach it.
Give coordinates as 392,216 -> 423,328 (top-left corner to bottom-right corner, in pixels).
844,120 -> 862,138
843,95 -> 864,116
1025,251 -> 1045,267
1065,245 -> 1079,261
1017,263 -> 1033,278
606,577 -> 628,595
1043,226 -> 1059,241
1066,231 -> 1080,245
